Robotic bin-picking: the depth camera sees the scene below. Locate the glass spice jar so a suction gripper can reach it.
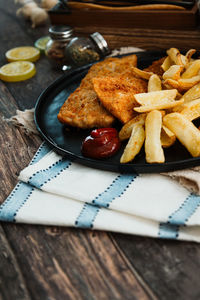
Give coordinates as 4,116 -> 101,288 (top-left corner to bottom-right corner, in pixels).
45,25 -> 73,68
64,32 -> 110,68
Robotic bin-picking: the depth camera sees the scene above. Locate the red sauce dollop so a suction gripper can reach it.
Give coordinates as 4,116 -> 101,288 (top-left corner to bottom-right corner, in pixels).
81,128 -> 121,159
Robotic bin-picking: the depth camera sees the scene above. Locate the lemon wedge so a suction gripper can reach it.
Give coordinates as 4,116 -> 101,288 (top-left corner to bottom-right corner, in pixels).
35,36 -> 50,53
0,61 -> 36,82
6,46 -> 40,62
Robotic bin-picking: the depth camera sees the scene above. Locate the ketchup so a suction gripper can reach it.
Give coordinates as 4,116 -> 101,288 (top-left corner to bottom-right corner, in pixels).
81,128 -> 121,159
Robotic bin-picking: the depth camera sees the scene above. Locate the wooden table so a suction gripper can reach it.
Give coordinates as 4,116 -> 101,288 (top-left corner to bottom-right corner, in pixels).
1,1 -> 200,299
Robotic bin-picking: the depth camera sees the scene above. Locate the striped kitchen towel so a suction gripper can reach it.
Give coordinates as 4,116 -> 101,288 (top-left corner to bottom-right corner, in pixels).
1,142 -> 200,242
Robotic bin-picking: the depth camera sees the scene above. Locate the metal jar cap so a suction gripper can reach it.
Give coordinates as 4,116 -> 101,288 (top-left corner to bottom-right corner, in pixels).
49,25 -> 73,40
90,32 -> 110,56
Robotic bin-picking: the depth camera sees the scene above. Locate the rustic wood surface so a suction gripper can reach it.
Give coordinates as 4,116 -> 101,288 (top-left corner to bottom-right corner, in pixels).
1,1 -> 200,299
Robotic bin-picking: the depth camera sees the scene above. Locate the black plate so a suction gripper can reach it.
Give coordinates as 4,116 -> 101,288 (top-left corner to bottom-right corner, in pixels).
35,51 -> 200,173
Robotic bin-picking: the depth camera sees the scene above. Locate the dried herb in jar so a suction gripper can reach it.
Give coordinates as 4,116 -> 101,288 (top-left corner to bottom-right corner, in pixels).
65,33 -> 110,67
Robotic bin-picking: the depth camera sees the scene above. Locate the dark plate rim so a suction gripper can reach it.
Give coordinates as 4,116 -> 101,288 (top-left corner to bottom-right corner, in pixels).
34,51 -> 200,173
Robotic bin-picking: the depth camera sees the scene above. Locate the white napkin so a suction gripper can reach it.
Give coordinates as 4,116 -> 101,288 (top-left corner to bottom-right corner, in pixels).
1,142 -> 200,243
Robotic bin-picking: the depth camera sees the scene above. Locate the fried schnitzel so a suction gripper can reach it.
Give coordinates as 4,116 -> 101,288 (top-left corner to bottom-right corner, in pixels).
93,75 -> 147,123
57,54 -> 139,128
144,57 -> 165,77
57,87 -> 115,128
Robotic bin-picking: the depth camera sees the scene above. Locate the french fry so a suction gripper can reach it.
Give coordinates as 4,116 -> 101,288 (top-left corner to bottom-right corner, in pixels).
178,75 -> 200,90
173,82 -> 200,112
145,110 -> 165,163
163,78 -> 184,93
163,112 -> 200,157
120,123 -> 145,163
167,48 -> 184,66
148,74 -> 162,92
180,98 -> 200,121
119,113 -> 146,141
134,89 -> 177,106
132,67 -> 154,80
161,125 -> 176,148
163,65 -> 183,81
180,54 -> 188,67
162,81 -> 174,90
180,82 -> 200,103
164,76 -> 200,92
181,60 -> 200,79
175,91 -> 183,100
161,56 -> 173,72
185,49 -> 196,62
134,99 -> 184,113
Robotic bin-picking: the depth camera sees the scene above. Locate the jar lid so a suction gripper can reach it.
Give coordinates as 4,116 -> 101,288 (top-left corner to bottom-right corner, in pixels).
90,32 -> 110,56
49,25 -> 73,40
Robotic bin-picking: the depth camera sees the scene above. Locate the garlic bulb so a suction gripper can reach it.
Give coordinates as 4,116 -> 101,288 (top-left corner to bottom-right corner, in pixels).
16,2 -> 38,19
41,0 -> 58,10
30,7 -> 49,28
15,0 -> 49,27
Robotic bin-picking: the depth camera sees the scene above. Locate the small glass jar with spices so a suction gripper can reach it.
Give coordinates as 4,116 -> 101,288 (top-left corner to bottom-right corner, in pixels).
64,32 -> 110,68
45,25 -> 73,68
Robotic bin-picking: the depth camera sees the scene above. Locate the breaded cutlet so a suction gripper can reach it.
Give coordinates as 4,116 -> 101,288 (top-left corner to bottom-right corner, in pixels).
80,55 -> 138,89
143,57 -> 165,77
57,87 -> 115,128
57,54 -> 138,128
93,74 -> 147,124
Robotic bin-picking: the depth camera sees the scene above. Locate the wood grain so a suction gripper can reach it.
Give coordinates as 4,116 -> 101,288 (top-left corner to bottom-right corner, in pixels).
111,233 -> 200,300
49,3 -> 198,30
74,26 -> 200,51
0,80 -> 41,204
3,225 -> 156,300
0,226 -> 31,300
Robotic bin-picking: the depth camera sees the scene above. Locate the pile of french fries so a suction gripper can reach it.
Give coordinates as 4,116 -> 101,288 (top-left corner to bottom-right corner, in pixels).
120,47 -> 200,164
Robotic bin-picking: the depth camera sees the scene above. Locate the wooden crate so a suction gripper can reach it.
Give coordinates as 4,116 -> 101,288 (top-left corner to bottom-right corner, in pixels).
49,2 -> 199,30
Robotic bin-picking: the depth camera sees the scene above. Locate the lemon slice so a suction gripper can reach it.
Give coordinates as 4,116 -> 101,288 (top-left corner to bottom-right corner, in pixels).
35,36 -> 50,53
0,61 -> 36,82
6,46 -> 40,62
